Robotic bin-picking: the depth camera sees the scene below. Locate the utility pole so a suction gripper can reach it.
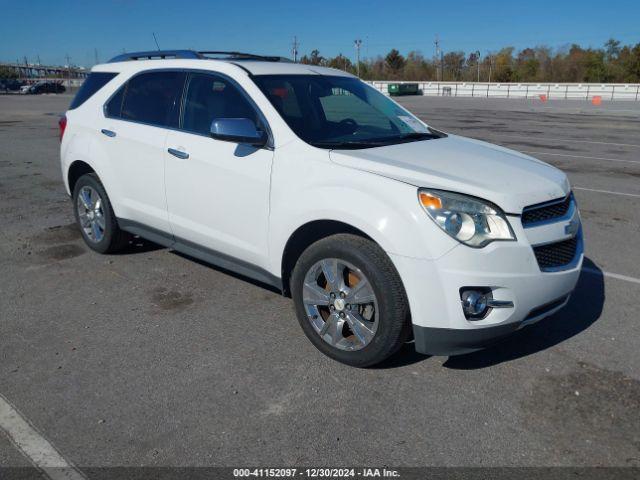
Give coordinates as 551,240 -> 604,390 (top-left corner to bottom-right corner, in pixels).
292,36 -> 299,63
434,35 -> 441,81
354,39 -> 362,77
475,50 -> 481,82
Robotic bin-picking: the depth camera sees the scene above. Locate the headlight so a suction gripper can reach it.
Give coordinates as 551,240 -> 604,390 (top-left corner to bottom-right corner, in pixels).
418,189 -> 516,248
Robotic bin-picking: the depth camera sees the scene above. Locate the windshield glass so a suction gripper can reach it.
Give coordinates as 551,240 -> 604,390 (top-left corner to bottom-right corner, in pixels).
253,75 -> 443,149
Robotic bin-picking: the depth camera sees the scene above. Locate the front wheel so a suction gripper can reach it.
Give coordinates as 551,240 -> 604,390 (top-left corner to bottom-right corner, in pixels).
291,234 -> 411,367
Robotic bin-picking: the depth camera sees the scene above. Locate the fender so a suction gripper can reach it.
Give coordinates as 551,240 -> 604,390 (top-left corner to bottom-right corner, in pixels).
267,150 -> 458,278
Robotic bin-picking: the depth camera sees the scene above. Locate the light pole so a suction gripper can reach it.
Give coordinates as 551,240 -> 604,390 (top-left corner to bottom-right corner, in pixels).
292,36 -> 299,63
475,50 -> 481,82
354,39 -> 362,77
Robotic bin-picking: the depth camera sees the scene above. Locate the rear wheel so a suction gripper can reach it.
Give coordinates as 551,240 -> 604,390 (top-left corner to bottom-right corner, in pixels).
73,173 -> 130,253
291,234 -> 411,367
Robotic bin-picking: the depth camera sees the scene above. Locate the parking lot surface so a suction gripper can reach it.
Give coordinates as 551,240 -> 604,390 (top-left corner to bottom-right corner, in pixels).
0,94 -> 639,469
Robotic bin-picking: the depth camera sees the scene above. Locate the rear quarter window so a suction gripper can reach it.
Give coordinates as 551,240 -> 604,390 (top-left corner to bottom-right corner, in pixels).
69,72 -> 118,110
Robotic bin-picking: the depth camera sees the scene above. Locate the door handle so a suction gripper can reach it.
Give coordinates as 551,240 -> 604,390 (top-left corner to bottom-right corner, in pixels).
167,148 -> 189,159
101,129 -> 116,137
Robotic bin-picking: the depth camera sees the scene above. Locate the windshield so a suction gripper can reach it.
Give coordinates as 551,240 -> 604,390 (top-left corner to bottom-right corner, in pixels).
252,75 -> 444,149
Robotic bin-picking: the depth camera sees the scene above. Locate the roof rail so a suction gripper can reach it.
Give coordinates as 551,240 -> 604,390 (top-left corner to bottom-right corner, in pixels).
108,50 -> 202,63
107,49 -> 291,64
197,51 -> 291,62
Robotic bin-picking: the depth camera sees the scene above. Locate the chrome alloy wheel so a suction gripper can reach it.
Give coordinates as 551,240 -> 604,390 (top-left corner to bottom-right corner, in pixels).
76,186 -> 105,243
302,258 -> 379,351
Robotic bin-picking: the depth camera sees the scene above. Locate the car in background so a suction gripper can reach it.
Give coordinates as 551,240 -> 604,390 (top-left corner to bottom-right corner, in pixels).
21,81 -> 66,94
0,79 -> 24,92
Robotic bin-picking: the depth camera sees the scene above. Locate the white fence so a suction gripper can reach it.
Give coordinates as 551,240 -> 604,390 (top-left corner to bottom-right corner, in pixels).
367,81 -> 640,101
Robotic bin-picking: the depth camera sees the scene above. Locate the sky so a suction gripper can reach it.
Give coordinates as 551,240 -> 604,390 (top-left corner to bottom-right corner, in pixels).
1,0 -> 639,67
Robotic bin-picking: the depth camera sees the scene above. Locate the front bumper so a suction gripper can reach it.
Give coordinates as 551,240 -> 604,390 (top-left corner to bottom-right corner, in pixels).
412,294 -> 571,355
389,211 -> 584,356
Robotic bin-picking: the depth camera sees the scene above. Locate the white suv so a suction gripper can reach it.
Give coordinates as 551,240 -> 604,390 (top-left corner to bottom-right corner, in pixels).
60,50 -> 583,366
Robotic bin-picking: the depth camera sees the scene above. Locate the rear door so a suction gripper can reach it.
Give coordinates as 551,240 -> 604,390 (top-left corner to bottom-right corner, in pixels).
102,70 -> 186,232
164,71 -> 274,268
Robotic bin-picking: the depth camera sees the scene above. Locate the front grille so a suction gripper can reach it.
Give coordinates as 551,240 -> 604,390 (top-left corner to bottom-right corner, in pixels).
522,194 -> 572,227
533,237 -> 578,270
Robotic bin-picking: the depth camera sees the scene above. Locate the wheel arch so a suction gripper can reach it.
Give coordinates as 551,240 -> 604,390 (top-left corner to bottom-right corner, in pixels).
280,219 -> 375,296
67,160 -> 96,194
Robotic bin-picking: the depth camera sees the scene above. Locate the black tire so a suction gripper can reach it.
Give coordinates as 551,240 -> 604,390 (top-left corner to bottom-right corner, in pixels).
72,173 -> 130,254
291,234 -> 411,367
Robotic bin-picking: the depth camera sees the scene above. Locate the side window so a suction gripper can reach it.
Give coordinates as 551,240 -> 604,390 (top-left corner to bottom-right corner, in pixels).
182,73 -> 261,136
70,72 -> 117,110
105,85 -> 125,118
259,78 -> 302,121
120,71 -> 186,128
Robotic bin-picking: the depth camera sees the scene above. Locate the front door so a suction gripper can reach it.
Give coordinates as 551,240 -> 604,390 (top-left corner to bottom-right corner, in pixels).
164,72 -> 273,269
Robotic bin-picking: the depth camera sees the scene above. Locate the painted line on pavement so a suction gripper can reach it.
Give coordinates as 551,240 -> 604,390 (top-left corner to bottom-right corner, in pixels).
583,267 -> 640,285
518,150 -> 640,165
484,133 -> 640,148
0,393 -> 86,480
573,186 -> 640,198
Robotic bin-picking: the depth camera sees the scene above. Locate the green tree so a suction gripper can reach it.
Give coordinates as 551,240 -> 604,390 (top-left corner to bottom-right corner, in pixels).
619,43 -> 640,82
0,66 -> 18,79
403,51 -> 434,80
515,48 -> 539,81
442,51 -> 465,80
493,47 -> 515,82
604,38 -> 621,60
301,49 -> 324,66
384,49 -> 405,77
326,54 -> 352,72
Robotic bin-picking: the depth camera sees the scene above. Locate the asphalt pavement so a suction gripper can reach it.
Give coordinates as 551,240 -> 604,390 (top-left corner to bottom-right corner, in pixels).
0,94 -> 638,470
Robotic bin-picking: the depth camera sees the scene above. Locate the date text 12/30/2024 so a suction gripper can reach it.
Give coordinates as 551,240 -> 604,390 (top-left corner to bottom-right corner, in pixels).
233,468 -> 400,478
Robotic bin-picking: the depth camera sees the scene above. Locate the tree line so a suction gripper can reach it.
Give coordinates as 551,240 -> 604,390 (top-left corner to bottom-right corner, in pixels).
300,39 -> 640,83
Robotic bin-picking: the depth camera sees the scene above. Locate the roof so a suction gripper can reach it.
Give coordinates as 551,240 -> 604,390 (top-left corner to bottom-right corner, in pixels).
227,61 -> 354,77
99,49 -> 354,78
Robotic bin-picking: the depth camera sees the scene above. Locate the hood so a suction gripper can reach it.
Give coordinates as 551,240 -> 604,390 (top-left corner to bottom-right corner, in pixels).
329,134 -> 570,214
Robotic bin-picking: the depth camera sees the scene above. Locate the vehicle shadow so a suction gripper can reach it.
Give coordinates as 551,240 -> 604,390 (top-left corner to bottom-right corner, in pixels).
373,342 -> 431,369
443,257 -> 605,370
170,250 -> 282,295
115,235 -> 164,254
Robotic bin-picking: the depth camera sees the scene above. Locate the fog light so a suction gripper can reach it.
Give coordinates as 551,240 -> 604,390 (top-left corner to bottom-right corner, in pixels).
460,289 -> 489,318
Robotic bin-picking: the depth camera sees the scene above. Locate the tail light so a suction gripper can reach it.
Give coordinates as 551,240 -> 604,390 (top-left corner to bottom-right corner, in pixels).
58,115 -> 67,141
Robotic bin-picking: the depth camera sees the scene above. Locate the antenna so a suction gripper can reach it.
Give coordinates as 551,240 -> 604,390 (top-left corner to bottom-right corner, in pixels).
354,39 -> 363,77
292,36 -> 299,63
152,32 -> 161,51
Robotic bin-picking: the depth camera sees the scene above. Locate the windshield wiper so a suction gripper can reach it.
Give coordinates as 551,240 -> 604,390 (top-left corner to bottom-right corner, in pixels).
311,140 -> 389,149
397,132 -> 442,141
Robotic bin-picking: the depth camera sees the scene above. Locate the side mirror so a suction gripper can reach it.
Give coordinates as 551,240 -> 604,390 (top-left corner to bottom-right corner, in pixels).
210,118 -> 268,147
